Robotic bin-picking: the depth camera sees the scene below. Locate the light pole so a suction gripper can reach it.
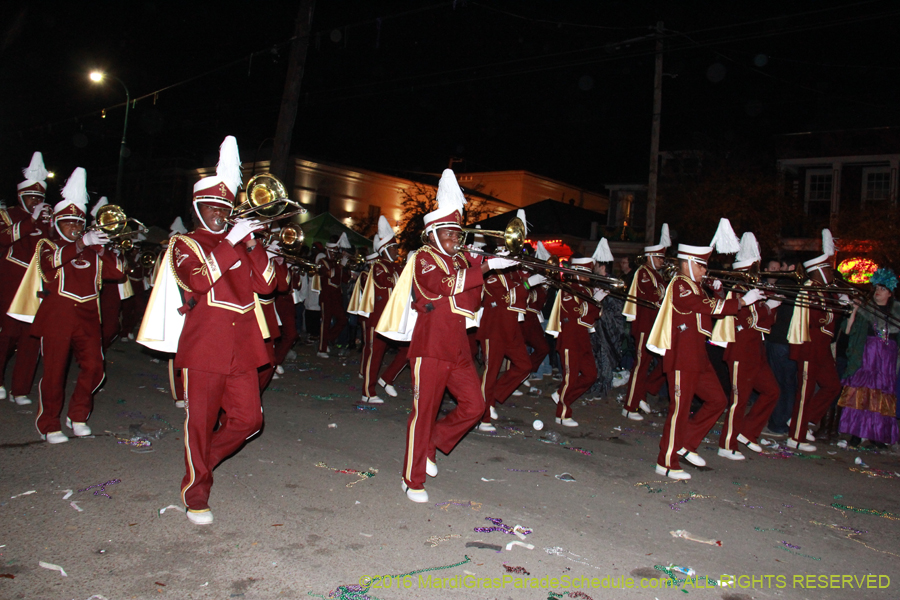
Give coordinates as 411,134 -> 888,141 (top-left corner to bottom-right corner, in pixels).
90,71 -> 130,203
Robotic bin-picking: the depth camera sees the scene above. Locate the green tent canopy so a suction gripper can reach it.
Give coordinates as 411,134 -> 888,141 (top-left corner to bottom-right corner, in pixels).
295,212 -> 372,250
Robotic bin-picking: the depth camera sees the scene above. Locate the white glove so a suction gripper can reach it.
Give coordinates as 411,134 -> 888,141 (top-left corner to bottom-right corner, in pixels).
741,288 -> 764,305
527,274 -> 547,287
31,202 -> 48,221
493,247 -> 510,257
710,279 -> 722,291
80,230 -> 109,247
340,256 -> 349,267
266,242 -> 279,259
765,299 -> 782,309
487,257 -> 517,271
593,288 -> 609,302
838,293 -> 852,306
225,218 -> 264,246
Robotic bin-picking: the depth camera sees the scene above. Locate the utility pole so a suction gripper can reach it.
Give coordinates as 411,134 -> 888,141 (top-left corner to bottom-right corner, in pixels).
269,0 -> 316,184
645,21 -> 663,245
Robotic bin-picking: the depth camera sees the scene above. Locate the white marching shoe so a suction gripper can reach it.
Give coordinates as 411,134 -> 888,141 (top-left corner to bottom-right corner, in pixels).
378,378 -> 398,397
175,400 -> 186,409
737,434 -> 762,453
677,448 -> 706,467
65,417 -> 92,437
186,509 -> 214,525
316,352 -> 330,359
786,418 -> 816,442
477,422 -> 497,432
42,431 -> 69,444
717,448 -> 746,460
11,395 -> 32,406
786,438 -> 816,453
639,399 -> 652,413
361,395 -> 384,404
489,405 -> 498,420
555,417 -> 579,427
511,389 -> 524,396
551,391 -> 560,404
0,386 -> 6,400
401,482 -> 428,503
426,459 -> 438,478
656,464 -> 691,480
275,365 -> 285,375
622,409 -> 644,421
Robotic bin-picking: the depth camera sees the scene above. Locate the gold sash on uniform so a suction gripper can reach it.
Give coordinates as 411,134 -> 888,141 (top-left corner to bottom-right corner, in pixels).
544,288 -> 563,338
787,281 -> 812,345
621,269 -> 641,322
646,278 -> 677,355
6,240 -> 50,323
710,291 -> 736,345
375,255 -> 417,342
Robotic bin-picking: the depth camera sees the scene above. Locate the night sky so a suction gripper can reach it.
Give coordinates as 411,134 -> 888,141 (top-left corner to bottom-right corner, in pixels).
2,0 -> 899,207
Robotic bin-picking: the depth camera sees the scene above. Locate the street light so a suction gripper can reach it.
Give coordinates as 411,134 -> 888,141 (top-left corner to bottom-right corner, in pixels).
89,71 -> 130,202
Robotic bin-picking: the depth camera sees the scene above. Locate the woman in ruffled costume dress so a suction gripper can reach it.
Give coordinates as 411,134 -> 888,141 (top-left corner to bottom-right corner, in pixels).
837,268 -> 900,446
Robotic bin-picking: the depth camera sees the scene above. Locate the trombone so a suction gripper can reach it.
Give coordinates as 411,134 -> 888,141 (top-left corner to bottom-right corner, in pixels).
455,216 -> 627,289
260,222 -> 318,273
227,173 -> 307,225
83,204 -> 148,248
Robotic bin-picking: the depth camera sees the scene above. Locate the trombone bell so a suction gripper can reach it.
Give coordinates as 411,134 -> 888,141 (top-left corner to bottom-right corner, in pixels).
458,217 -> 526,254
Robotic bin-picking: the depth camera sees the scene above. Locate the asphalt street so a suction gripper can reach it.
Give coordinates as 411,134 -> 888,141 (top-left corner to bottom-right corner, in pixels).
0,338 -> 898,600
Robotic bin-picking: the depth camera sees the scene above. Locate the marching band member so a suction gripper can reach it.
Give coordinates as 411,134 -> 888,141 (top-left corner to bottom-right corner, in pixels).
476,210 -> 534,431
316,235 -> 351,358
520,242 -> 551,380
350,245 -> 378,381
0,152 -> 51,405
376,169 -> 516,502
161,136 -> 275,524
621,224 -> 670,421
546,255 -> 603,427
258,243 -> 289,391
165,217 -> 189,408
24,168 -> 124,443
272,260 -> 299,377
647,219 -> 762,479
786,231 -> 844,453
91,197 -> 130,350
714,233 -> 781,458
358,217 -> 408,403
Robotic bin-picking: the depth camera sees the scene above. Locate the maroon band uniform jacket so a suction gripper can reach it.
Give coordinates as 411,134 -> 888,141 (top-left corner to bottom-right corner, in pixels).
170,230 -> 276,374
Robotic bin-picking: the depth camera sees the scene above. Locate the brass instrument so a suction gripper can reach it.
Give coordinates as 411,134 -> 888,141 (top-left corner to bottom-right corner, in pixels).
84,204 -> 148,246
453,216 -> 627,289
259,222 -> 317,273
139,250 -> 156,268
227,173 -> 306,225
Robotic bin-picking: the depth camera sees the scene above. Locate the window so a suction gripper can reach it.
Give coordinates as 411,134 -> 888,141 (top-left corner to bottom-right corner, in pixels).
862,167 -> 891,206
805,169 -> 832,218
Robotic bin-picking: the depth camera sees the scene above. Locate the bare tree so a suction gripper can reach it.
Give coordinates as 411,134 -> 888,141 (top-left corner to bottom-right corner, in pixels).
395,183 -> 495,254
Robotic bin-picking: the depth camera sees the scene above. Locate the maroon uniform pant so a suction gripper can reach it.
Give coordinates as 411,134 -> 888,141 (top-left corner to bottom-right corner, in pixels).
657,364 -> 727,470
520,315 -> 549,374
259,338 -> 276,392
181,368 -> 263,511
479,333 -> 531,423
0,315 -> 41,396
100,291 -> 121,351
168,358 -> 185,403
556,343 -> 598,419
791,344 -> 841,444
403,352 -> 485,489
362,324 -> 409,397
36,328 -> 104,435
624,330 -> 666,411
318,293 -> 347,353
273,295 -> 297,366
720,359 -> 780,449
